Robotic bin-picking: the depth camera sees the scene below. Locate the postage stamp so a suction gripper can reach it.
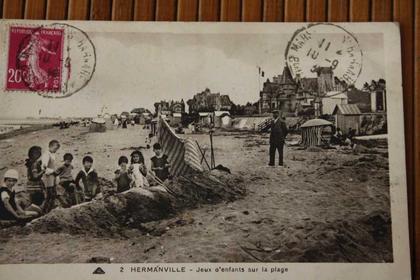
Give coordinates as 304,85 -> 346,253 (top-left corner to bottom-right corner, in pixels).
6,26 -> 64,92
285,23 -> 363,86
4,23 -> 96,98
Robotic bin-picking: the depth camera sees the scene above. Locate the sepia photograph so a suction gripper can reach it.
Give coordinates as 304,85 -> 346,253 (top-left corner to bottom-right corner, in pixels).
0,21 -> 409,273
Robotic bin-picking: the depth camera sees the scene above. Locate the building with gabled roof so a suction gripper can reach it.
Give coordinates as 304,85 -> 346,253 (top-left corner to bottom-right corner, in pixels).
333,104 -> 362,134
187,88 -> 233,114
258,66 -> 347,114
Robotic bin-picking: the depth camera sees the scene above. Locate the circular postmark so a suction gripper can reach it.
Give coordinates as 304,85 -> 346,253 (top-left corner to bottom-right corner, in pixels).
12,23 -> 96,98
285,23 -> 362,86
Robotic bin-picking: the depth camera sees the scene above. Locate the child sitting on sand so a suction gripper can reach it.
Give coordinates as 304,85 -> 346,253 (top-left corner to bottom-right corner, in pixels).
41,139 -> 60,213
0,169 -> 37,221
129,151 -> 149,188
55,153 -> 77,206
25,146 -> 46,208
75,156 -> 99,201
151,143 -> 171,182
13,185 -> 43,217
114,156 -> 133,193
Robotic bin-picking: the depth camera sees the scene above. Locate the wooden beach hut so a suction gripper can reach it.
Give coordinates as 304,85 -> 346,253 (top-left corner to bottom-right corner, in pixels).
213,111 -> 230,128
301,118 -> 333,147
221,114 -> 232,128
198,112 -> 211,127
333,104 -> 362,135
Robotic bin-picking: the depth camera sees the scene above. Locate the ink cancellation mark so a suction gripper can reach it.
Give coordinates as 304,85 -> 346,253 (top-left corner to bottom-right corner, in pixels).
285,23 -> 363,86
5,23 -> 96,98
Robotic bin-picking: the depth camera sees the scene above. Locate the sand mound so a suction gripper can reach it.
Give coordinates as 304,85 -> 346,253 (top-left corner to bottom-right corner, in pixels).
343,154 -> 389,171
16,170 -> 245,236
250,211 -> 392,262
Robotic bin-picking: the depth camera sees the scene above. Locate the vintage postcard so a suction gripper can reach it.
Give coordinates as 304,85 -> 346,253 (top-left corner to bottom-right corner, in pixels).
0,20 -> 411,279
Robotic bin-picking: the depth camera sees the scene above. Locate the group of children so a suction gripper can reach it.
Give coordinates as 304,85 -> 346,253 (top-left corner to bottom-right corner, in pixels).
0,140 -> 171,222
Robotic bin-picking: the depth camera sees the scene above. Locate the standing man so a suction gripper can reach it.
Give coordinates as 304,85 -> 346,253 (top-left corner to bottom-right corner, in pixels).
269,110 -> 288,166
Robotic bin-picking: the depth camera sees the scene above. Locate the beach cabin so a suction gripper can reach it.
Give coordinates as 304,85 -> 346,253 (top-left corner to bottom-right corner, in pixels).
198,112 -> 211,127
221,114 -> 232,128
150,118 -> 158,135
170,113 -> 182,127
213,111 -> 230,128
301,118 -> 333,147
322,91 -> 348,115
332,104 -> 362,135
139,112 -> 151,125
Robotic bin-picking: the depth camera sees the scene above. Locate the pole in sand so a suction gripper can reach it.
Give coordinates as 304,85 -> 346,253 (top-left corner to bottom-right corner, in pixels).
196,140 -> 211,170
209,127 -> 215,169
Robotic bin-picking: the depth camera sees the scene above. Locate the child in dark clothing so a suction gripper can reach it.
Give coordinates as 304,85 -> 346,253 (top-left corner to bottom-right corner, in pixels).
114,156 -> 133,193
25,146 -> 46,207
75,156 -> 99,201
55,153 -> 77,206
151,143 -> 171,182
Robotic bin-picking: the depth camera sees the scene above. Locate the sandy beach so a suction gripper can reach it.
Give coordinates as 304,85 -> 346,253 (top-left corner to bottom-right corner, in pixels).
0,124 -> 392,263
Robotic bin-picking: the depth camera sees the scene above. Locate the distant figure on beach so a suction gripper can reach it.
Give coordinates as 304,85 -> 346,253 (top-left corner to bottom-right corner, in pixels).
151,143 -> 171,182
347,128 -> 356,141
145,134 -> 152,149
330,127 -> 344,145
130,151 -> 148,188
122,119 -> 128,129
268,110 -> 288,167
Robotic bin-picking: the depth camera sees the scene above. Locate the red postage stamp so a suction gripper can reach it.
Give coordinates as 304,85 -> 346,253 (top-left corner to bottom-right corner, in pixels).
6,26 -> 64,92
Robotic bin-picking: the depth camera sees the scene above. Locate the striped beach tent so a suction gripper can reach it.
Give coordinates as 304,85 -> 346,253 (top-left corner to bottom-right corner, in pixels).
157,117 -> 203,176
300,119 -> 333,147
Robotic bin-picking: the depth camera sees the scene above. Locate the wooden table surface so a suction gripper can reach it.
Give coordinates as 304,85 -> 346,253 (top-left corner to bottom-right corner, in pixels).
1,0 -> 418,278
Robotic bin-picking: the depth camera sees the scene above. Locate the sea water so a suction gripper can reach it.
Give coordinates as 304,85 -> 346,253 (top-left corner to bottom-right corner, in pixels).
0,118 -> 57,134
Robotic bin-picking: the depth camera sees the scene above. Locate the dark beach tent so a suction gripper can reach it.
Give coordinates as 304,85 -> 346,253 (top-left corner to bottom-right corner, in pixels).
89,118 -> 107,132
300,118 -> 333,147
150,118 -> 158,135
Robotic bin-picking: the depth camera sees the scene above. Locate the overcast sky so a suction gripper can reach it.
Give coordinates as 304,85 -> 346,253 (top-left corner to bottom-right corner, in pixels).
0,29 -> 384,119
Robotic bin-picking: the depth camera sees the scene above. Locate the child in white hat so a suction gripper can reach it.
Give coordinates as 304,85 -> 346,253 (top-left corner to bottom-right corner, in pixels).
0,169 -> 36,220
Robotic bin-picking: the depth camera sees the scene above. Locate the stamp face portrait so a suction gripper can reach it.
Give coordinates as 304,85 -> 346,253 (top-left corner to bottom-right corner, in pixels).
285,23 -> 363,86
6,26 -> 64,92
